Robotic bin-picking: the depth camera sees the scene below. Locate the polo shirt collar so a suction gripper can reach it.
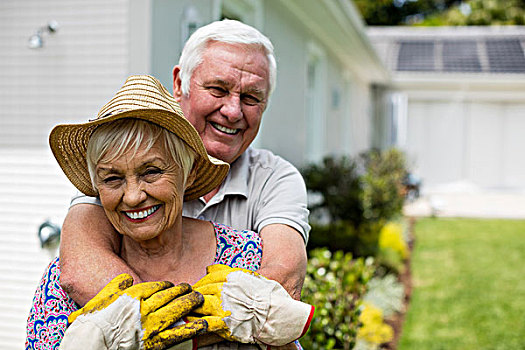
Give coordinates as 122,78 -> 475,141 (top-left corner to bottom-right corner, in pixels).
220,147 -> 250,198
201,148 -> 250,207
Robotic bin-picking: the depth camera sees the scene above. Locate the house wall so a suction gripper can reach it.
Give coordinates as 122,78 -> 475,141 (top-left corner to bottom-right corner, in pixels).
150,0 -> 216,89
255,1 -> 373,166
0,1 -> 138,348
257,2 -> 309,164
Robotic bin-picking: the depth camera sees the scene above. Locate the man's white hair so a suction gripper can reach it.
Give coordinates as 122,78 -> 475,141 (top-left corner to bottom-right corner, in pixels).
178,19 -> 277,98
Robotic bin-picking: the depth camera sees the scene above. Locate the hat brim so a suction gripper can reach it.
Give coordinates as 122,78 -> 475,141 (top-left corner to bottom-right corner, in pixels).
49,109 -> 229,201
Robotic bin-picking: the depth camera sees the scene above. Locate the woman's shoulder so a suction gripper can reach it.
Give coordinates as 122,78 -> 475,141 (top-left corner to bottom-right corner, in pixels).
212,222 -> 263,272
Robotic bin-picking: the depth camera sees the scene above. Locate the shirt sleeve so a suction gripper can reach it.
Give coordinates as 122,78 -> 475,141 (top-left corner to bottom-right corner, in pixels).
254,158 -> 311,244
69,191 -> 101,208
25,258 -> 79,350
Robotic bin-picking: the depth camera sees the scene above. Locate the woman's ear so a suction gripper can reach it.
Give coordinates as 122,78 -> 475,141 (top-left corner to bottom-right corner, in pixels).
184,165 -> 197,190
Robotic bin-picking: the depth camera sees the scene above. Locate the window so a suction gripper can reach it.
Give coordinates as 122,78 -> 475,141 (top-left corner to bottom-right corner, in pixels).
305,42 -> 326,163
214,0 -> 263,29
180,5 -> 202,50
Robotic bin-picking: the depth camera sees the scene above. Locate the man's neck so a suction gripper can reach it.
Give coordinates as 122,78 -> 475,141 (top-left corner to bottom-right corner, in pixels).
203,186 -> 220,203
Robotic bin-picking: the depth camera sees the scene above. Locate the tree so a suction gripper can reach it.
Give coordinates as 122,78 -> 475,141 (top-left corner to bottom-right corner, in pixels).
354,0 -> 460,25
354,0 -> 525,26
420,0 -> 525,25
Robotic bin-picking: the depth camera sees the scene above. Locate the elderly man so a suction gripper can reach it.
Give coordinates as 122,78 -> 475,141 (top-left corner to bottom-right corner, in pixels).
59,19 -> 309,308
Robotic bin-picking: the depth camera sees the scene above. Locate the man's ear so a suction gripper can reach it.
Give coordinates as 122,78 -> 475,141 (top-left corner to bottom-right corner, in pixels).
172,65 -> 183,102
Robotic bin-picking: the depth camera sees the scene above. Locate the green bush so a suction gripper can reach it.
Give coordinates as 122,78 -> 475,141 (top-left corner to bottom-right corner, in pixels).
302,148 -> 408,257
308,221 -> 384,257
361,149 -> 407,223
302,156 -> 364,225
300,248 -> 376,350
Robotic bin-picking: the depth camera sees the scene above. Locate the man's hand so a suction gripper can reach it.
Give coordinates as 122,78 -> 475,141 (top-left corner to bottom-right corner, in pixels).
60,204 -> 138,306
258,224 -> 307,300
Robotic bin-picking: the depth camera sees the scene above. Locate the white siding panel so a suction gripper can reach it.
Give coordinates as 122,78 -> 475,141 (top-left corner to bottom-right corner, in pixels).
406,101 -> 466,188
407,99 -> 525,191
0,1 -> 130,348
503,105 -> 525,189
0,149 -> 76,349
0,0 -> 129,148
467,103 -> 504,188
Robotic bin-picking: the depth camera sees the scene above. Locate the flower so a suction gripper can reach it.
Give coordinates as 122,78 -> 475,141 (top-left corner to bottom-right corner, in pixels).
357,302 -> 394,345
379,222 -> 409,259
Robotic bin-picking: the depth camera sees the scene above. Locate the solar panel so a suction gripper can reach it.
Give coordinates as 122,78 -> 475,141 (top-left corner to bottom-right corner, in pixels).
397,41 -> 435,71
443,40 -> 482,72
486,39 -> 525,73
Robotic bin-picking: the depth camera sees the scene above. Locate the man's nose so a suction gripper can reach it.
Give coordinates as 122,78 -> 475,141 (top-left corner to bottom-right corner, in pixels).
220,95 -> 243,122
123,179 -> 147,207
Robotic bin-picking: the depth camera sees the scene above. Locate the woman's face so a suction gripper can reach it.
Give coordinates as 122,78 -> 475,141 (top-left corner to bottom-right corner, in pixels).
94,141 -> 185,242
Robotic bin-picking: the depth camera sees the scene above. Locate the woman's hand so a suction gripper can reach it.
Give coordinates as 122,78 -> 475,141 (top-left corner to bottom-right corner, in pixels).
61,274 -> 207,350
188,264 -> 315,346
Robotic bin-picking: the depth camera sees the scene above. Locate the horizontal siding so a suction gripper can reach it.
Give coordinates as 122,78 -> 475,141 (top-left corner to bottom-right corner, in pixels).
0,0 -> 129,148
0,0 -> 130,348
0,149 -> 76,349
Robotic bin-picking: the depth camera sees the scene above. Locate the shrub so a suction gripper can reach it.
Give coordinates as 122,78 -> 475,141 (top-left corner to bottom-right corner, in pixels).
300,248 -> 375,349
363,274 -> 405,318
302,156 -> 364,226
307,221 -> 384,257
302,148 -> 409,257
361,149 -> 407,223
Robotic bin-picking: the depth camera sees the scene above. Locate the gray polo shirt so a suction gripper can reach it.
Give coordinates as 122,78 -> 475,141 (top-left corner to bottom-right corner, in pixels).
70,147 -> 310,243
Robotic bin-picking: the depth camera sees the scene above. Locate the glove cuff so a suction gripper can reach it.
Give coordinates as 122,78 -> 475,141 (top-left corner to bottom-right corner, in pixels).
219,271 -> 314,346
256,290 -> 314,346
60,295 -> 142,350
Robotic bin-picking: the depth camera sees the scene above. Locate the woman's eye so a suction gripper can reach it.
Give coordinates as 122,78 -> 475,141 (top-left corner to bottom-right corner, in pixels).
103,176 -> 121,184
143,168 -> 162,179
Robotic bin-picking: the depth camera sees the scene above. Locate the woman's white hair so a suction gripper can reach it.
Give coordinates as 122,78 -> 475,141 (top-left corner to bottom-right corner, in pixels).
178,19 -> 277,97
86,119 -> 196,193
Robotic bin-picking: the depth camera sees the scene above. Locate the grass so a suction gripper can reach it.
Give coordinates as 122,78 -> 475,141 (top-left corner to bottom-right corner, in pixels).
398,218 -> 525,350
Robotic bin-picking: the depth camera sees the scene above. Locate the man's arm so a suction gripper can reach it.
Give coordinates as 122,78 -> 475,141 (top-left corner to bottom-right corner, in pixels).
59,204 -> 140,306
258,224 -> 307,300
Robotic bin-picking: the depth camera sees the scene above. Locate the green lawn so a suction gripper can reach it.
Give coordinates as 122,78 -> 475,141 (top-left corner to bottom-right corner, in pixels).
398,218 -> 525,350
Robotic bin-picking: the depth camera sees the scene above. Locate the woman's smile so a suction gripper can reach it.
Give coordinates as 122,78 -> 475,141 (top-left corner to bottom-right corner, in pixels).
122,204 -> 162,222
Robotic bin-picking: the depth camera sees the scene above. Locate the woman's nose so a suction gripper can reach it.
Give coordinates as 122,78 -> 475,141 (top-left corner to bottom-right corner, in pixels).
122,179 -> 147,206
220,95 -> 243,122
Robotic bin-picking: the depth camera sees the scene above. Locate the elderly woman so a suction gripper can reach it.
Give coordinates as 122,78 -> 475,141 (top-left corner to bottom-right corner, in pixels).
25,75 -> 313,350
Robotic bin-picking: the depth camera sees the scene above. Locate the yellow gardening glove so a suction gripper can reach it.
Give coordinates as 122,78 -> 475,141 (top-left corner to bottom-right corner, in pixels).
189,264 -> 314,346
62,273 -> 207,350
188,265 -> 259,342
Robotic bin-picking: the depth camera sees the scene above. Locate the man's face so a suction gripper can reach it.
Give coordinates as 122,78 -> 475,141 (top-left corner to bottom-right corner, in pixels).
174,41 -> 270,164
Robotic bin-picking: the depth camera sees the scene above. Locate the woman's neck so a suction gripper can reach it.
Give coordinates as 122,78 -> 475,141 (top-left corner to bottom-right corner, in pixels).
120,217 -> 216,284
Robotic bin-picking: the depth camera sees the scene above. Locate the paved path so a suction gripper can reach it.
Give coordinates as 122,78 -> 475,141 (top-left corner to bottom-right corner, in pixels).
403,192 -> 525,219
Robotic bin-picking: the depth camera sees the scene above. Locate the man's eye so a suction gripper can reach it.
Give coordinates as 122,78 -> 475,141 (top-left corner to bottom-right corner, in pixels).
242,95 -> 261,106
208,86 -> 227,97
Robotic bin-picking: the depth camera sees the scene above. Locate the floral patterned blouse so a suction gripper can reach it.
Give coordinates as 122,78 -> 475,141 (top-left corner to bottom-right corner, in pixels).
25,222 -> 263,350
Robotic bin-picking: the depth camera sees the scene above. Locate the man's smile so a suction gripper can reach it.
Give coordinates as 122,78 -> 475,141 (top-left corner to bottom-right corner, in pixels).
210,122 -> 240,135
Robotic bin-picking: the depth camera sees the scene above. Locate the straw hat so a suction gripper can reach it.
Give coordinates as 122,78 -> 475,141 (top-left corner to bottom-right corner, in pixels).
49,75 -> 229,201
